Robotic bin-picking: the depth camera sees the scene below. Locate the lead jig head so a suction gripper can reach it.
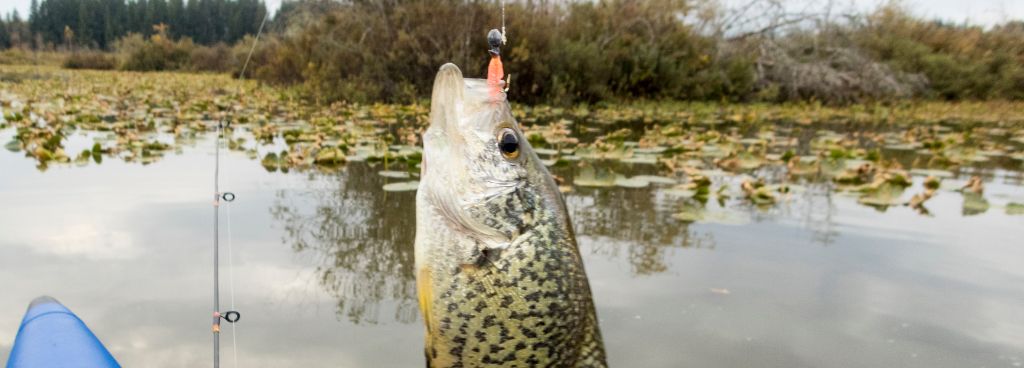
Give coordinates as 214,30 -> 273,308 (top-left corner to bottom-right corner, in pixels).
488,29 -> 502,56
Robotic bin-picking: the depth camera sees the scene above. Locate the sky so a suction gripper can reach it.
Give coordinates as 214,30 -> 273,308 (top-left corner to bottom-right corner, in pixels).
0,0 -> 1021,27
759,0 -> 1024,27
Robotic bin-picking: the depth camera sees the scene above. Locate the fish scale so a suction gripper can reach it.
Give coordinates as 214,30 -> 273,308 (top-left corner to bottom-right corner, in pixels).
416,63 -> 606,367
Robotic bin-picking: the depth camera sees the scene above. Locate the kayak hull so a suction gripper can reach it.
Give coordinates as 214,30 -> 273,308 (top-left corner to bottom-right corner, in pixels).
6,296 -> 120,368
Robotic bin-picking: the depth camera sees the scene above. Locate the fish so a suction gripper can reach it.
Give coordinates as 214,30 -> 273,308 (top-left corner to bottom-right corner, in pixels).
415,63 -> 607,367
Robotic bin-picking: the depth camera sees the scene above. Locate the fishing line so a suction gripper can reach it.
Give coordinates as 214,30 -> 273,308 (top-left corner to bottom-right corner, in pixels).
240,10 -> 270,81
500,0 -> 507,44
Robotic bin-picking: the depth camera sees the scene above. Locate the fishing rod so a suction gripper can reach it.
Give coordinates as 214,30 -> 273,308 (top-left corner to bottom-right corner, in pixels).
212,119 -> 241,368
211,9 -> 268,368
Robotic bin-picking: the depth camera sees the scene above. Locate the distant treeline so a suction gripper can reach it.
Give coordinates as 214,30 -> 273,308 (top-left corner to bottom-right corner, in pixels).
2,0 -> 1024,105
0,0 -> 265,49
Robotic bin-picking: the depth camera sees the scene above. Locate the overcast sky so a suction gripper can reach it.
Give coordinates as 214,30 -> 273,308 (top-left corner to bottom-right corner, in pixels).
1,0 -> 1021,27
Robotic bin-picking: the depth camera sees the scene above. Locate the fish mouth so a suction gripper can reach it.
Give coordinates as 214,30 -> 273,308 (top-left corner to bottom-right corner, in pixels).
428,63 -> 466,137
428,63 -> 507,135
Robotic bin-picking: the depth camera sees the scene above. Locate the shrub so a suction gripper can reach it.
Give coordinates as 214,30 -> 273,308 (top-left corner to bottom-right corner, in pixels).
116,27 -> 194,72
0,49 -> 65,66
850,5 -> 1024,100
189,43 -> 234,73
63,51 -> 117,70
244,0 -> 735,105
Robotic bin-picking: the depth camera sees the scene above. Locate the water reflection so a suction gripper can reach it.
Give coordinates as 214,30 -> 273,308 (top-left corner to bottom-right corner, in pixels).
793,183 -> 841,246
270,163 -> 418,324
268,157 -> 1022,327
565,188 -> 715,275
270,162 -> 722,322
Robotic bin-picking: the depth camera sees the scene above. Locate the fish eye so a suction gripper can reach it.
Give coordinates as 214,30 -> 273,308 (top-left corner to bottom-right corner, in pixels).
497,128 -> 520,160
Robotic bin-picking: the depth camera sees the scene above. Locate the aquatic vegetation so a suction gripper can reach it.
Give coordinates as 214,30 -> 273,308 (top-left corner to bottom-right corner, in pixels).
962,192 -> 990,216
382,181 -> 419,192
2,66 -> 1023,217
672,203 -> 751,226
1006,203 -> 1024,216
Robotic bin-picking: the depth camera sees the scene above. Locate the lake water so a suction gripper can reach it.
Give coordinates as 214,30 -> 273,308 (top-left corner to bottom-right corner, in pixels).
2,119 -> 1024,367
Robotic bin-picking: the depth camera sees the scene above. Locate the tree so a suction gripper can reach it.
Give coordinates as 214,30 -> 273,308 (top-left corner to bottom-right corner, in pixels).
63,24 -> 73,50
28,0 -> 39,35
168,0 -> 184,38
0,18 -> 10,48
77,0 -> 92,47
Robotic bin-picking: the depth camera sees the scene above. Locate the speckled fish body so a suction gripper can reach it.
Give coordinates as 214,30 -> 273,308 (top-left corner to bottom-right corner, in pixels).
415,63 -> 607,367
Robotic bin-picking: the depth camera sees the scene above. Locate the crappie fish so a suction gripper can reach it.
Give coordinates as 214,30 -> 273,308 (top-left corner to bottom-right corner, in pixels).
415,63 -> 607,367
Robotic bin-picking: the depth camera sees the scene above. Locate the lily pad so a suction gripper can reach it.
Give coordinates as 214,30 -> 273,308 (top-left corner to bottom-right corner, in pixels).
1006,202 -> 1024,216
382,181 -> 420,192
672,206 -> 750,225
633,146 -> 667,154
314,147 -> 346,164
885,142 -> 923,151
378,170 -> 411,179
962,192 -> 989,216
620,155 -> 659,165
909,169 -> 954,179
857,183 -> 907,209
664,188 -> 697,198
574,166 -> 617,187
632,175 -> 677,185
699,169 -> 729,178
4,140 -> 20,152
614,176 -> 650,188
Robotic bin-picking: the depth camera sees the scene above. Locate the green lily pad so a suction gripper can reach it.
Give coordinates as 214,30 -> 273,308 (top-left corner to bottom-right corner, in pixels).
382,181 -> 420,192
261,153 -> 280,171
962,192 -> 989,216
4,140 -> 21,152
1006,203 -> 1024,215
